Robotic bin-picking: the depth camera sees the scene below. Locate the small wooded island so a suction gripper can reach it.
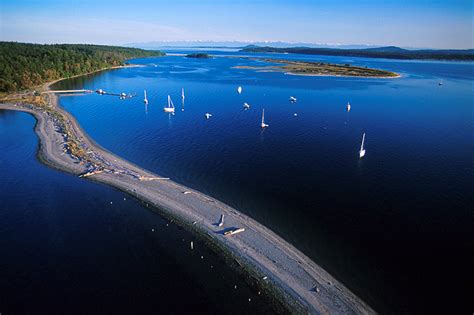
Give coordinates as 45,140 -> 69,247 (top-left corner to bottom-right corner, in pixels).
186,53 -> 212,59
234,58 -> 400,78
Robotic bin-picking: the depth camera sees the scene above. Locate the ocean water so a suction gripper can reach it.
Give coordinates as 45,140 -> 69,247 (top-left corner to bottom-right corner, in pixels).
0,111 -> 276,314
51,51 -> 473,314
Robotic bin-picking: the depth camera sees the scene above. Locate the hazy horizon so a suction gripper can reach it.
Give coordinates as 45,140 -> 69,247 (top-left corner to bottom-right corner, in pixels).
1,0 -> 472,50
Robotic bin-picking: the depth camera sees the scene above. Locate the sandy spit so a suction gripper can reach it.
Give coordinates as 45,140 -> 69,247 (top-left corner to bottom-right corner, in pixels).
0,83 -> 376,315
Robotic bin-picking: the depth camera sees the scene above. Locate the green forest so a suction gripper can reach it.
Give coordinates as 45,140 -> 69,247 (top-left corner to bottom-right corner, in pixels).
0,42 -> 164,92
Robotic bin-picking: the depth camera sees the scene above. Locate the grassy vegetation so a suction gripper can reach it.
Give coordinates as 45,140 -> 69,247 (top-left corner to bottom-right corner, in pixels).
235,58 -> 399,77
0,42 -> 164,92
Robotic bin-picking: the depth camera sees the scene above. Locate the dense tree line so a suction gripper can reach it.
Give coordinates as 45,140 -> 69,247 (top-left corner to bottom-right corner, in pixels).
241,46 -> 474,61
0,42 -> 164,92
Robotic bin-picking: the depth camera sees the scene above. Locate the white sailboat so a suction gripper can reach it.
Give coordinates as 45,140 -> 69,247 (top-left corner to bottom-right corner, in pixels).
181,88 -> 185,111
289,96 -> 297,103
144,90 -> 148,105
359,132 -> 366,158
346,102 -> 351,112
243,102 -> 250,110
261,109 -> 269,128
237,86 -> 242,94
163,95 -> 175,113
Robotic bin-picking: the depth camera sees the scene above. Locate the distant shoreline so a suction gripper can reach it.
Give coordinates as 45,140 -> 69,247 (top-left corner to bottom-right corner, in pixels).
240,46 -> 474,61
0,68 -> 376,315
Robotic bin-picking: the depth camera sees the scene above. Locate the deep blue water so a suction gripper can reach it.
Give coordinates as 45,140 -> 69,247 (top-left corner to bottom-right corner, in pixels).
0,111 -> 275,314
50,52 -> 472,314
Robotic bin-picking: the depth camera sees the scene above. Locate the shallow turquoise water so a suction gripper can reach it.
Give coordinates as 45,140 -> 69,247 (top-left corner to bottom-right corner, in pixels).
51,52 -> 473,314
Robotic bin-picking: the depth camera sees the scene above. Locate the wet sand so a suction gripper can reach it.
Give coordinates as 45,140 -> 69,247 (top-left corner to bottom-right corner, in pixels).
0,83 -> 376,314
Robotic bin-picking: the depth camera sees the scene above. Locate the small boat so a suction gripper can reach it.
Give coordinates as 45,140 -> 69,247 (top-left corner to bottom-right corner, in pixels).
181,88 -> 185,111
346,102 -> 351,112
438,81 -> 443,86
119,92 -> 127,100
96,89 -> 106,95
243,102 -> 250,110
163,95 -> 175,113
237,86 -> 243,94
205,113 -> 212,119
144,90 -> 148,105
359,132 -> 366,158
224,227 -> 245,236
294,113 -> 298,117
261,109 -> 269,128
289,96 -> 297,103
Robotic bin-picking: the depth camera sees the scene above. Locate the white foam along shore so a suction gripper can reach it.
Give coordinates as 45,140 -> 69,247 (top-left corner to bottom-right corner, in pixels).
0,79 -> 376,315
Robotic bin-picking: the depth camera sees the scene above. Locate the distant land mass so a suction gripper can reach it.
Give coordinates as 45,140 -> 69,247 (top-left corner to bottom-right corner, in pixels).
240,46 -> 474,61
125,40 -> 383,50
0,42 -> 164,92
185,53 -> 212,59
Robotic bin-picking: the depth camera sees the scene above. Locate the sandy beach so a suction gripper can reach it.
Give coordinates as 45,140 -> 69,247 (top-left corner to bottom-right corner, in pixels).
0,84 -> 376,314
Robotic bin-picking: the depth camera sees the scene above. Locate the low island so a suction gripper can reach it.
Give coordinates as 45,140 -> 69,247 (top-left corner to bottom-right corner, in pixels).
185,53 -> 212,59
234,58 -> 400,78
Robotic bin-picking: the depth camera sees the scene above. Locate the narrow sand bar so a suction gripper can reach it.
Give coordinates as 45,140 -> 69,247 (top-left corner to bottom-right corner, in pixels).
0,83 -> 376,314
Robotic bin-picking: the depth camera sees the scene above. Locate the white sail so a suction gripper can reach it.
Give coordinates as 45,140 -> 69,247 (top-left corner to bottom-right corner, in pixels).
359,132 -> 366,158
164,95 -> 175,113
261,109 -> 268,128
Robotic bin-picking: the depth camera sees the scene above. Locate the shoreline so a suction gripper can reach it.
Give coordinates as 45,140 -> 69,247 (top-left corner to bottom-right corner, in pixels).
1,77 -> 376,314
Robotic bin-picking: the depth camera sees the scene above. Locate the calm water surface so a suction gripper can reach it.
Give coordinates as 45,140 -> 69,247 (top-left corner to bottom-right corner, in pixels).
52,52 -> 472,314
0,111 -> 276,314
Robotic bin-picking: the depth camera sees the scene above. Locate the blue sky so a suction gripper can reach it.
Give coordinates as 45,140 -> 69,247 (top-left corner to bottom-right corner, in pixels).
1,0 -> 472,48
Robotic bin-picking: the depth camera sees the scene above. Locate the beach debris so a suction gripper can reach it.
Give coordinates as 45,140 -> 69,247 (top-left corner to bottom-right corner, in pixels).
224,227 -> 245,236
312,286 -> 320,293
217,214 -> 225,227
190,241 -> 194,250
139,175 -> 170,181
79,170 -> 103,178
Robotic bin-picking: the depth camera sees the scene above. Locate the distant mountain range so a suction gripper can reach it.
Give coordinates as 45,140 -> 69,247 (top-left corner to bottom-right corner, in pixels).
240,45 -> 474,61
125,41 -> 385,50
